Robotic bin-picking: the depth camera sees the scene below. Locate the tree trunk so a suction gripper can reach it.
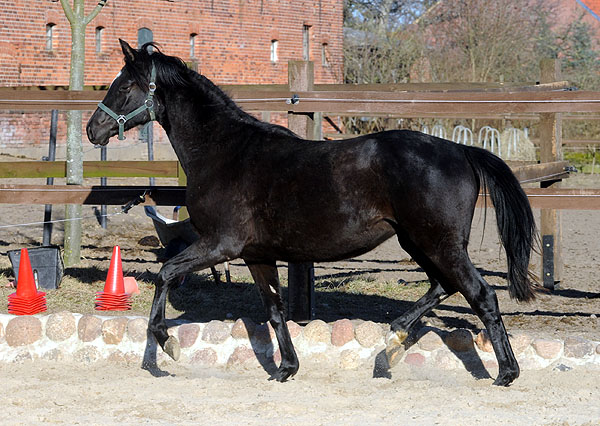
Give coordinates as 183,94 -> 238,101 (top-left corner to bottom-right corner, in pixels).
60,0 -> 107,266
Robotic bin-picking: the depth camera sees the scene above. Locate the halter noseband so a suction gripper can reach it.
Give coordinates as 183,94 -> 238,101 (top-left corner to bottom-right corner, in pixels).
97,64 -> 157,140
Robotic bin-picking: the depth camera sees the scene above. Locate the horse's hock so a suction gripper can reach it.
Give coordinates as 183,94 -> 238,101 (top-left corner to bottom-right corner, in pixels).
1,313 -> 599,373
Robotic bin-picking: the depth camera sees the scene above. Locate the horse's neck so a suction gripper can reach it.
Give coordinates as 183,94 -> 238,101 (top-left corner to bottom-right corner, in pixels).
159,88 -> 248,174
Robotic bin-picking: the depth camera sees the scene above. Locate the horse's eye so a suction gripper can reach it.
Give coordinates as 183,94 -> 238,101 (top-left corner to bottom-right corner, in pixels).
119,84 -> 132,92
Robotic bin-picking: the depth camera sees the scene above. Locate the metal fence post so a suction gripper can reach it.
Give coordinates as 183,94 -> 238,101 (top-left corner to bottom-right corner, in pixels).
42,109 -> 58,245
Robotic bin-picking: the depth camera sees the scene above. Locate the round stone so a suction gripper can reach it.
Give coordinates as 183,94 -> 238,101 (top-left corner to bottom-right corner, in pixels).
13,351 -> 33,363
201,320 -> 230,344
445,329 -> 474,352
107,350 -> 126,364
474,330 -> 494,353
190,348 -> 218,366
417,330 -> 445,351
5,316 -> 42,347
532,338 -> 562,359
78,315 -> 102,342
227,346 -> 259,368
563,336 -> 594,358
331,319 -> 354,347
127,318 -> 148,342
178,323 -> 200,348
46,311 -> 76,342
354,321 -> 383,348
73,346 -> 101,364
432,349 -> 460,370
41,348 -> 66,361
404,352 -> 426,367
509,333 -> 532,355
286,320 -> 302,339
303,320 -> 330,344
252,323 -> 275,345
102,317 -> 129,345
231,318 -> 255,339
340,349 -> 361,370
124,352 -> 142,365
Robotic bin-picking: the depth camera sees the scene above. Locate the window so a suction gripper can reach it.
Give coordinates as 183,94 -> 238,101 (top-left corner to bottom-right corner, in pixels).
321,43 -> 329,67
302,25 -> 311,61
270,39 -> 278,63
95,26 -> 104,54
137,28 -> 154,141
190,33 -> 198,58
45,23 -> 55,51
137,27 -> 153,49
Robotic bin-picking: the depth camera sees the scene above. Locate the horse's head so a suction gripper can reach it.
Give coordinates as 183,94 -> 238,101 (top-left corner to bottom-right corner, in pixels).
87,39 -> 158,146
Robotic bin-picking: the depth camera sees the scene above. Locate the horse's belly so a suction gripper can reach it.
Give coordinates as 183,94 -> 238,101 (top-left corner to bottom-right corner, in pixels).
243,219 -> 395,263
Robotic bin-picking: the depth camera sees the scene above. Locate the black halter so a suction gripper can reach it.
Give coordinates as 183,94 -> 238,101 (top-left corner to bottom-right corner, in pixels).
97,64 -> 157,140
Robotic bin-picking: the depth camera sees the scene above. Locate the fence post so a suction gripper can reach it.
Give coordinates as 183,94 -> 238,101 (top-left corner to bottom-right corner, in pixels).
42,109 -> 59,245
99,146 -> 107,229
287,60 -> 316,322
539,58 -> 563,290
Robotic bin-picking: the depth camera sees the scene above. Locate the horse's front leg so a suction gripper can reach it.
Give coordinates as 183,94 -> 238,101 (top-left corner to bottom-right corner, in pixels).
149,239 -> 232,360
246,261 -> 299,382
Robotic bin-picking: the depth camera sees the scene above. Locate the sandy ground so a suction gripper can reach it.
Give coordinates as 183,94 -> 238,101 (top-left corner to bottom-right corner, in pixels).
0,361 -> 598,425
0,174 -> 599,424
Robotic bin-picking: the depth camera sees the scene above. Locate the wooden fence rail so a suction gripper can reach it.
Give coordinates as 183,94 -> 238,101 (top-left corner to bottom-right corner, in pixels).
0,161 -> 179,178
1,87 -> 600,117
1,185 -> 598,210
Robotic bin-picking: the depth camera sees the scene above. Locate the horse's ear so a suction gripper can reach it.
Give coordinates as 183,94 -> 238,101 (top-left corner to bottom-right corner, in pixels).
119,39 -> 137,63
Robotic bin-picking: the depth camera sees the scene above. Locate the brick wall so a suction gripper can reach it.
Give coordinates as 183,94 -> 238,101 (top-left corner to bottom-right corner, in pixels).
0,0 -> 344,150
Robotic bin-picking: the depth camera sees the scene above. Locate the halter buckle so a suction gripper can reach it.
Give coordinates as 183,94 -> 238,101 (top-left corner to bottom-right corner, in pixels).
116,115 -> 127,125
145,98 -> 154,109
149,82 -> 157,92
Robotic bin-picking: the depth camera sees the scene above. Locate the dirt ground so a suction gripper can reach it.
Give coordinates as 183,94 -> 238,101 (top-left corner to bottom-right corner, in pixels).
0,361 -> 598,425
0,174 -> 599,424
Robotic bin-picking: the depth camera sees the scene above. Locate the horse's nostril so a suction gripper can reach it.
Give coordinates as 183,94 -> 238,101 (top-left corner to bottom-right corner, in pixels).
86,124 -> 95,142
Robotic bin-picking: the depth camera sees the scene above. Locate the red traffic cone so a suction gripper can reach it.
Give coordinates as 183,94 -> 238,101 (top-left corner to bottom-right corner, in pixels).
103,245 -> 125,295
95,246 -> 131,311
8,248 -> 47,315
16,248 -> 38,298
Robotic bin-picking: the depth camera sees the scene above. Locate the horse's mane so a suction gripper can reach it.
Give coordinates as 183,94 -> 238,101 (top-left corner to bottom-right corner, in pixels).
126,43 -> 275,128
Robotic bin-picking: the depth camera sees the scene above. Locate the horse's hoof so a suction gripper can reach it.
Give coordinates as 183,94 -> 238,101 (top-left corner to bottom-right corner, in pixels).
385,330 -> 408,368
269,365 -> 298,382
493,369 -> 519,387
164,336 -> 181,361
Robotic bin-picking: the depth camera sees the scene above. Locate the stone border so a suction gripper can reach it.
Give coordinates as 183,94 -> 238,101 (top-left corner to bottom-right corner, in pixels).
1,313 -> 599,372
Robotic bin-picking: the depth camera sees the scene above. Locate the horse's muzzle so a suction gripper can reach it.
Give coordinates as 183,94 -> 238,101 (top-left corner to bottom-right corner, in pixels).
86,112 -> 111,146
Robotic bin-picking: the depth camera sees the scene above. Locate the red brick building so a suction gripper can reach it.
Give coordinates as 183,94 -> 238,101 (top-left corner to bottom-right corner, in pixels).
0,0 -> 344,154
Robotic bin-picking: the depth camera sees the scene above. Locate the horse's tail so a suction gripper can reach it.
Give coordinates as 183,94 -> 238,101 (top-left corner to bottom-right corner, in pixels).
463,146 -> 539,302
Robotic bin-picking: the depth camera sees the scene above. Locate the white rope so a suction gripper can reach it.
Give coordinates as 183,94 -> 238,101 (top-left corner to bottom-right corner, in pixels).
0,209 -> 123,229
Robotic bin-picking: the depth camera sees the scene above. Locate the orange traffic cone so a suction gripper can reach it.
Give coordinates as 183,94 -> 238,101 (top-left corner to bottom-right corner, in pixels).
95,246 -> 131,311
8,248 -> 47,315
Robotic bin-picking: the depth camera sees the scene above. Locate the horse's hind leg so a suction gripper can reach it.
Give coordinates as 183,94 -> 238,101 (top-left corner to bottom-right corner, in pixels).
246,262 -> 299,382
460,269 -> 519,386
385,234 -> 457,365
386,278 -> 452,366
415,249 -> 519,386
149,240 -> 231,361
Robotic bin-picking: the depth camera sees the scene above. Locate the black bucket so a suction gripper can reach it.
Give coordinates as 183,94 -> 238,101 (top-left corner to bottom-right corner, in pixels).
8,246 -> 64,290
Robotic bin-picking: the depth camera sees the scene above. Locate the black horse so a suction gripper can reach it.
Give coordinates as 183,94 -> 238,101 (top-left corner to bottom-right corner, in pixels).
87,40 -> 538,386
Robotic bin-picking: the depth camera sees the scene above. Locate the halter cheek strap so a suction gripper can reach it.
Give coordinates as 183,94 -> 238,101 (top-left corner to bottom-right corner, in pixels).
98,64 -> 157,140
